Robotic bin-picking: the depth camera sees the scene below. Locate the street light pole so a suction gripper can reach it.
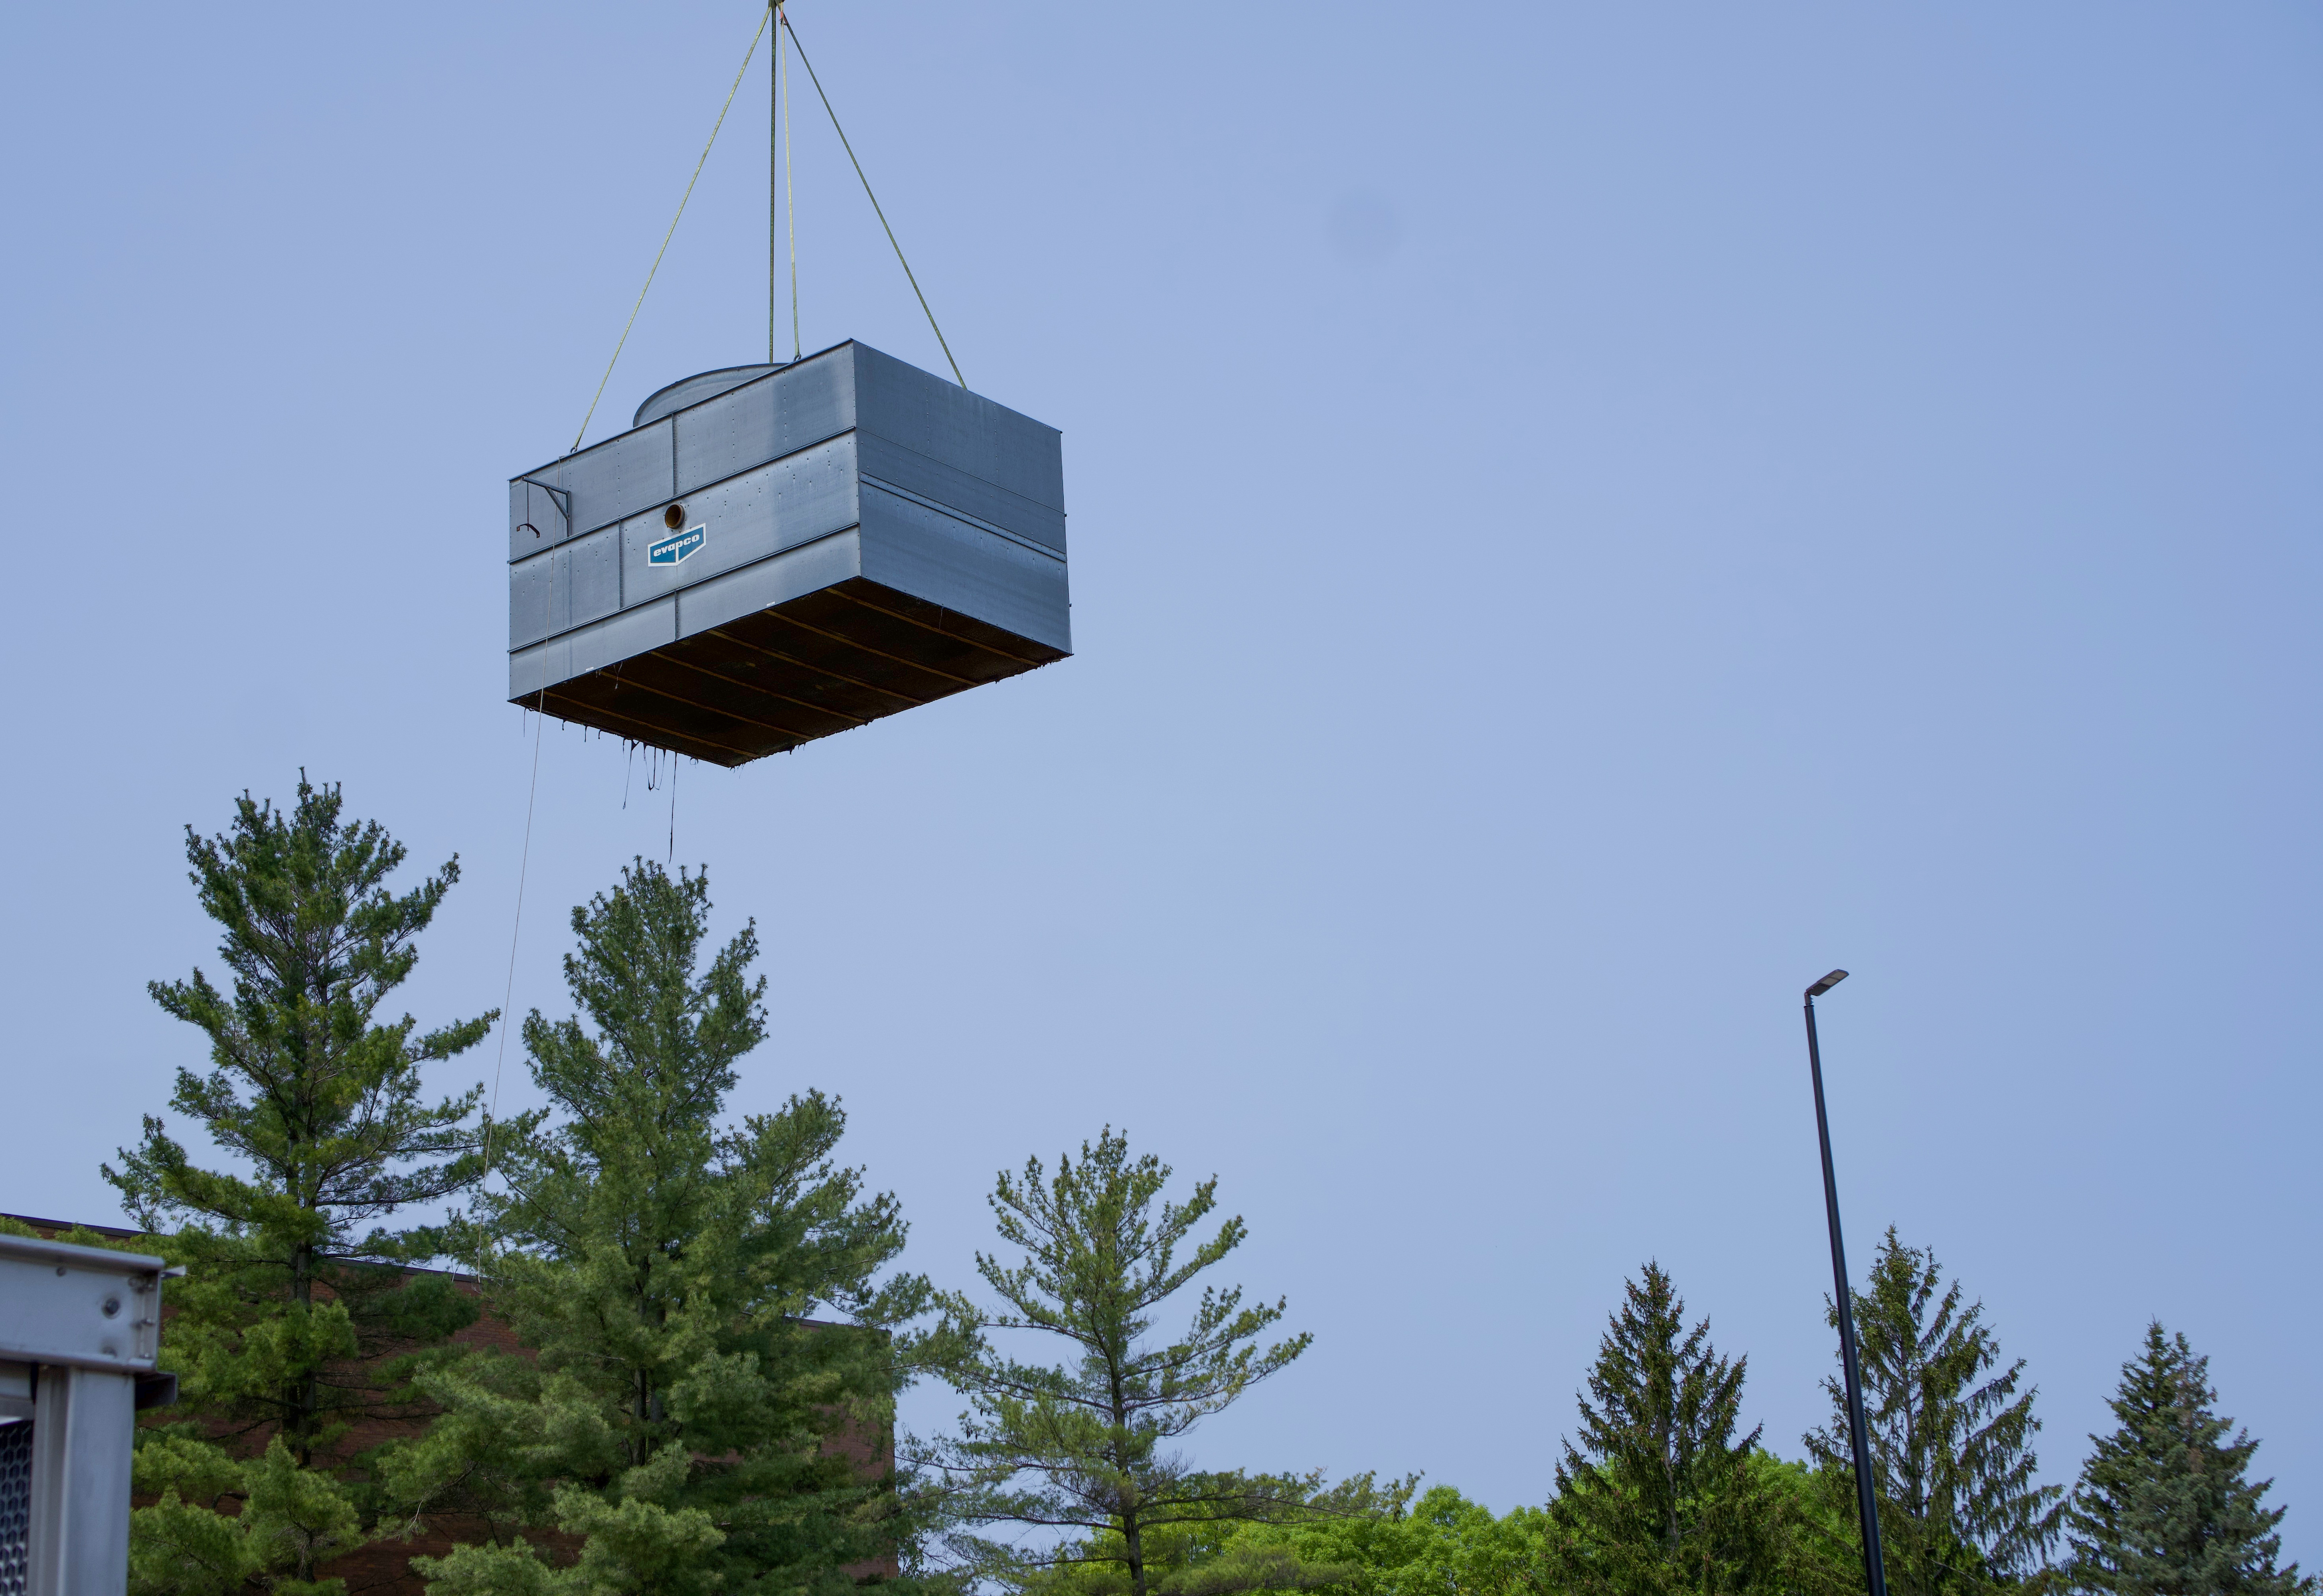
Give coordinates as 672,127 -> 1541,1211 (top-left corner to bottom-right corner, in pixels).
1804,969 -> 1888,1596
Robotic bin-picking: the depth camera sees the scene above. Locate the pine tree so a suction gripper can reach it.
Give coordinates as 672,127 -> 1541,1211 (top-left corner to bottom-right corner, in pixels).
104,777 -> 497,1596
1805,1230 -> 2062,1596
1541,1262 -> 1786,1596
388,860 -> 926,1596
917,1128 -> 1313,1596
2064,1322 -> 2311,1596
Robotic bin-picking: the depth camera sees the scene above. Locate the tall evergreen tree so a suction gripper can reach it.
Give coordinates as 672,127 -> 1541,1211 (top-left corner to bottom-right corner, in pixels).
2064,1322 -> 2311,1596
1541,1262 -> 1785,1596
388,860 -> 926,1596
917,1128 -> 1313,1596
103,778 -> 497,1596
1805,1230 -> 2062,1596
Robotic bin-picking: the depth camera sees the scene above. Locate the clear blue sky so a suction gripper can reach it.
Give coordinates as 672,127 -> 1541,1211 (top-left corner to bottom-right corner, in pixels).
3,0 -> 2317,1564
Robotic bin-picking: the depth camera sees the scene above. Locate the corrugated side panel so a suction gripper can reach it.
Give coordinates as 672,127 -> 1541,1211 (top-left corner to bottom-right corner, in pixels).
508,525 -> 622,649
625,436 -> 860,609
850,344 -> 1065,514
510,418 -> 675,555
673,347 -> 855,498
855,434 -> 1065,555
509,480 -> 574,561
509,595 -> 677,700
857,484 -> 1071,654
675,530 -> 864,640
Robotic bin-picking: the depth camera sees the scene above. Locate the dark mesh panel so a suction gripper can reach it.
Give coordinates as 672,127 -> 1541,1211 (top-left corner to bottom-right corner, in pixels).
0,1419 -> 31,1596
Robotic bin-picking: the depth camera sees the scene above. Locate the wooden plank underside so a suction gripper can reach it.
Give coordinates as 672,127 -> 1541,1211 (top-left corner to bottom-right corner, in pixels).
516,578 -> 1067,767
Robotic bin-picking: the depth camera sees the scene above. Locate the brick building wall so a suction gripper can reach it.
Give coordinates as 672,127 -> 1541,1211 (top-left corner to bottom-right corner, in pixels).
5,1216 -> 898,1594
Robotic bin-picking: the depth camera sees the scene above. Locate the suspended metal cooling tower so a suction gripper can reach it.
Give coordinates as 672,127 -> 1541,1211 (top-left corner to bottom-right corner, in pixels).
508,342 -> 1069,765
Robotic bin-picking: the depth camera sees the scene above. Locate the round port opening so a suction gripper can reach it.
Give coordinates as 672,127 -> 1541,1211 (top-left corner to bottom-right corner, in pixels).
664,504 -> 686,530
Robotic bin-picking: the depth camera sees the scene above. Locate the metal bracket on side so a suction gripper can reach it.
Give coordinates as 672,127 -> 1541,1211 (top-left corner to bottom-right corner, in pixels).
517,477 -> 572,541
0,1233 -> 180,1596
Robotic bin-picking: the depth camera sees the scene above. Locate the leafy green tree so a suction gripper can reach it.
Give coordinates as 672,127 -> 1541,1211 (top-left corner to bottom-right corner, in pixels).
1280,1482 -> 1548,1596
387,860 -> 926,1596
1805,1230 -> 2063,1596
1758,1453 -> 1868,1596
918,1128 -> 1313,1596
1541,1263 -> 1786,1596
1020,1473 -> 1381,1596
1032,1478 -> 1552,1596
103,778 -> 497,1596
1233,1479 -> 1545,1596
2064,1322 -> 2312,1596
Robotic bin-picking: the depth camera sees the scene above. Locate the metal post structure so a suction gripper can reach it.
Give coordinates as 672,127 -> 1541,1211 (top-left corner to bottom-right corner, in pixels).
0,1232 -> 180,1596
1803,970 -> 1889,1596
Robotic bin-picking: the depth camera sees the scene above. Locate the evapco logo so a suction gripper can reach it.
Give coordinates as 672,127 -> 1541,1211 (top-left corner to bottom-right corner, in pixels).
648,525 -> 705,567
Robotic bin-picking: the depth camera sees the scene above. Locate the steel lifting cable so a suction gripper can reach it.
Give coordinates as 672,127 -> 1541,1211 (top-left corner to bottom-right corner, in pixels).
571,8 -> 771,453
781,10 -> 966,389
780,4 -> 790,362
770,5 -> 802,363
781,5 -> 800,362
482,689 -> 547,1193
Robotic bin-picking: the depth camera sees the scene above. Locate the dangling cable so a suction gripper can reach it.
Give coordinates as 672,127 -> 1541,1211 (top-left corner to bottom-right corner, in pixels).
572,7 -> 770,453
482,689 -> 547,1194
781,12 -> 965,389
769,2 -> 779,364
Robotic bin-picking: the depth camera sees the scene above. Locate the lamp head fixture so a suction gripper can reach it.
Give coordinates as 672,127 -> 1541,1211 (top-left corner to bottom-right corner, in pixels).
1805,970 -> 1849,999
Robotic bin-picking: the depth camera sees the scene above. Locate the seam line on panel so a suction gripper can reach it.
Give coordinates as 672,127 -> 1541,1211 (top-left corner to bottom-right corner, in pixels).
854,429 -> 1067,517
676,425 -> 857,499
857,475 -> 1067,561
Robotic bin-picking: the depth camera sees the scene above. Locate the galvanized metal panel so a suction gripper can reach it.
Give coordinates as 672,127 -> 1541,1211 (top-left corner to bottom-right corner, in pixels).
856,433 -> 1065,554
674,370 -> 778,497
676,529 -> 863,638
569,525 -> 622,632
673,346 -> 855,497
510,474 -> 571,562
510,594 -> 678,700
508,546 -> 551,648
513,418 -> 675,548
508,478 -> 577,561
508,536 -> 592,651
625,435 -> 859,607
0,1235 -> 167,1372
27,1365 -> 138,1596
857,484 -> 1071,653
509,481 -> 535,561
636,363 -> 782,429
509,525 -> 621,649
851,343 -> 1064,512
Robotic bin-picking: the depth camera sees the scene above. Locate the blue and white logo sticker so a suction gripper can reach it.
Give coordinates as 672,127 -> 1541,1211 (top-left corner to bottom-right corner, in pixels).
648,525 -> 705,567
